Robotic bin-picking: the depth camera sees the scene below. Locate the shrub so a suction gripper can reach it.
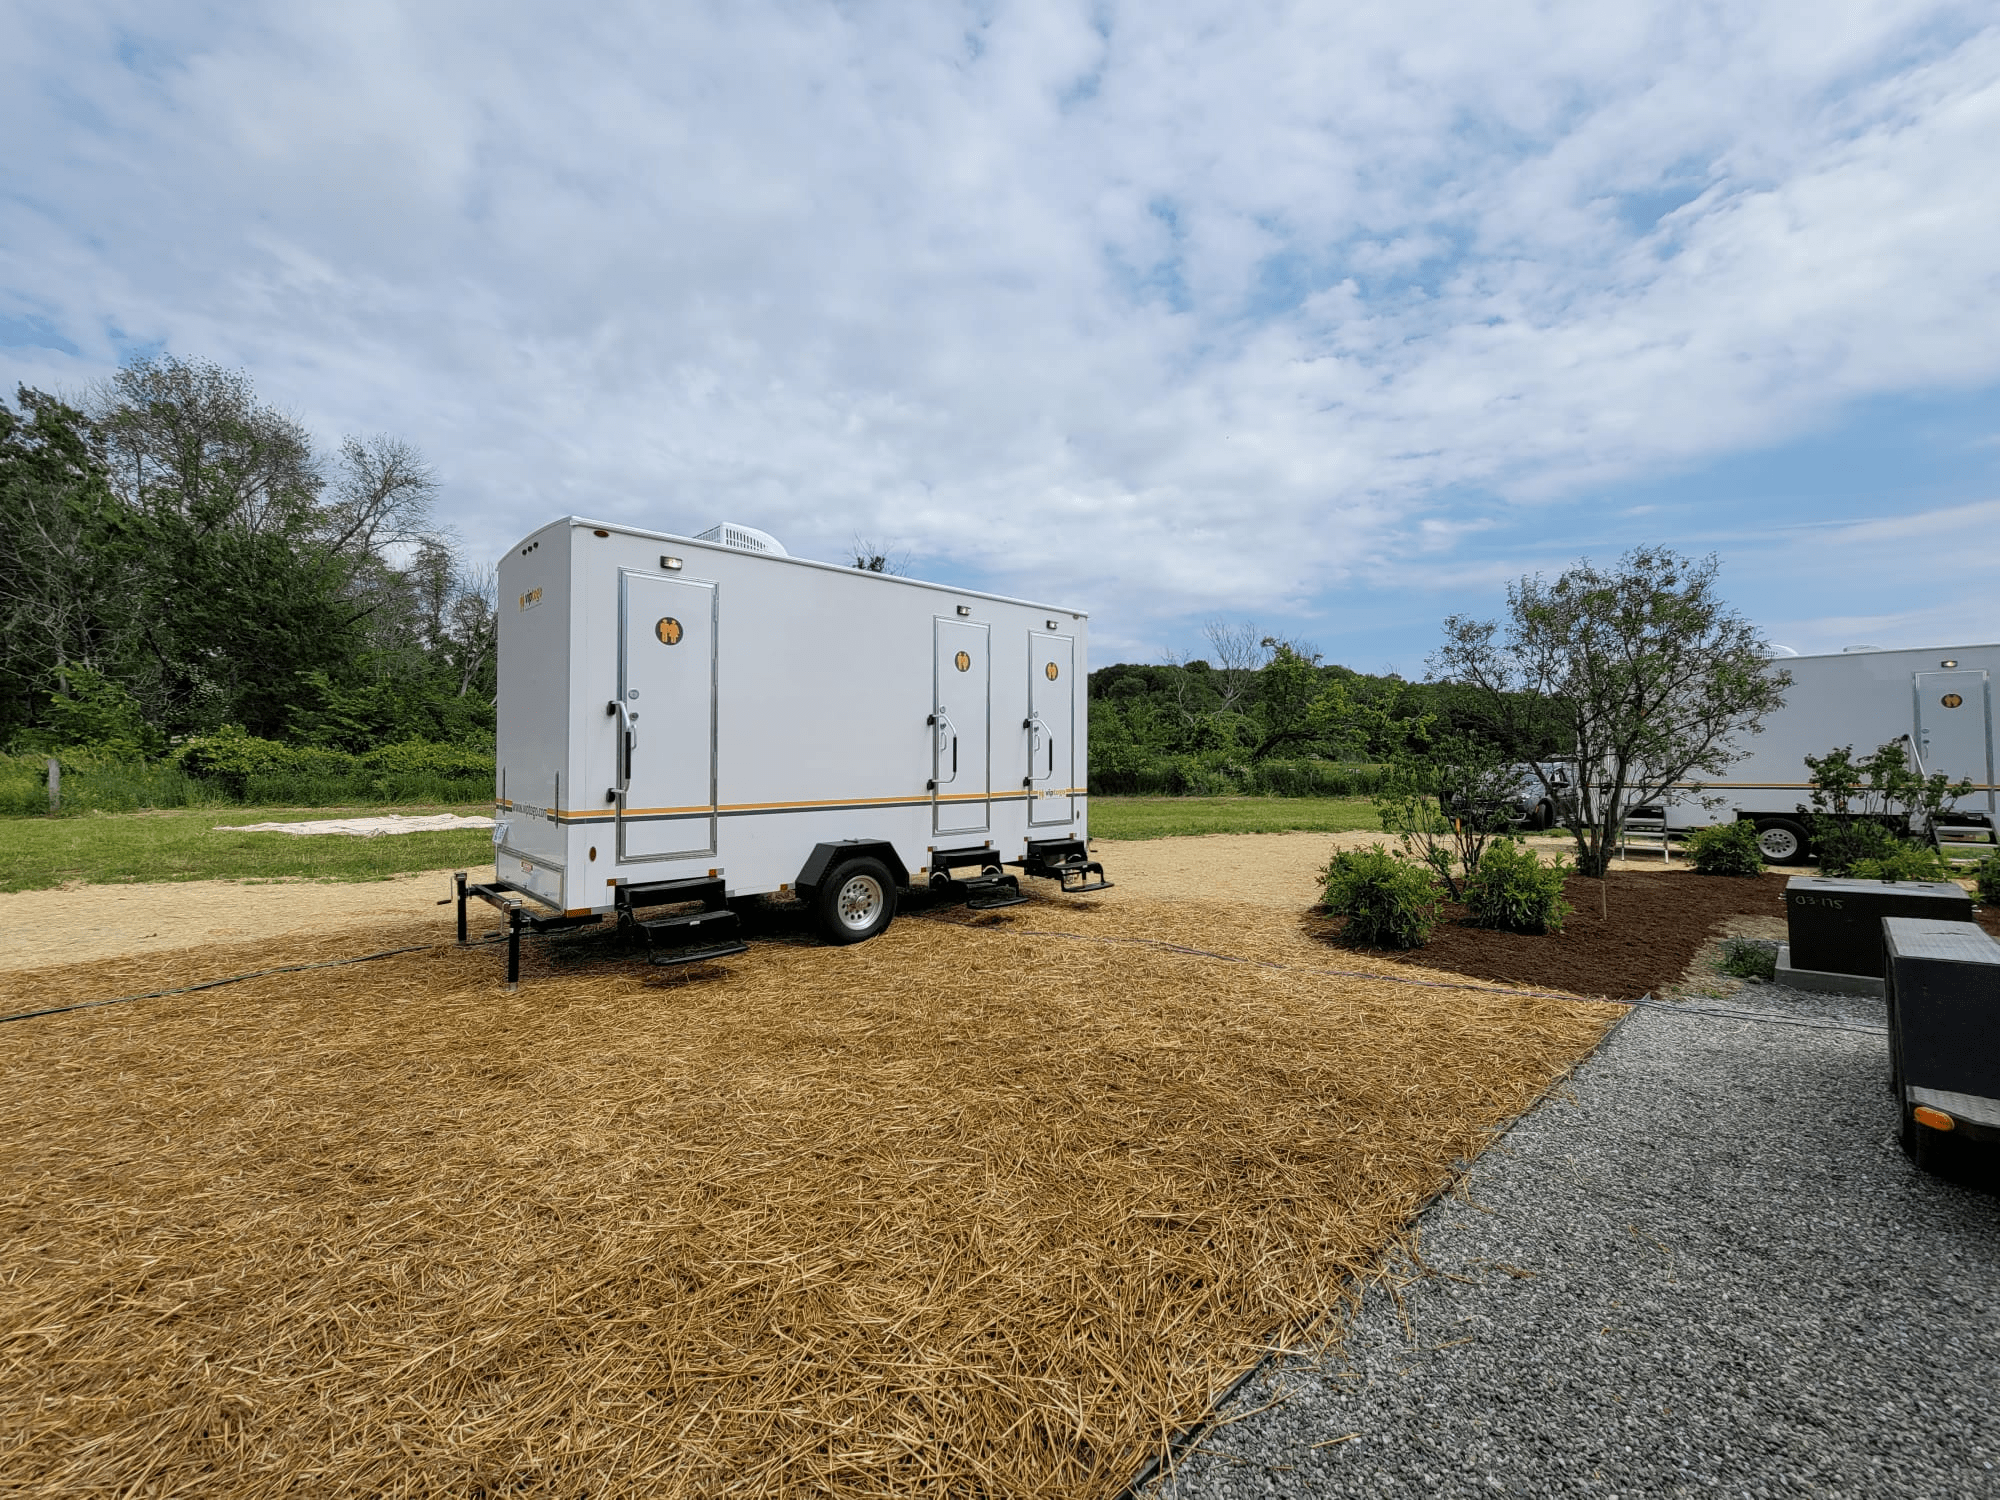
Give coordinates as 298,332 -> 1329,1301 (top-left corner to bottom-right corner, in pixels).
1687,820 -> 1765,877
1848,845 -> 1951,883
1461,838 -> 1573,935
1321,844 -> 1444,949
1975,853 -> 2000,906
1718,937 -> 1777,981
1810,817 -> 1900,877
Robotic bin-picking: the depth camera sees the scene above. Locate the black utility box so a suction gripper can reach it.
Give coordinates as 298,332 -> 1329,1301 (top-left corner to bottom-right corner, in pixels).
1884,917 -> 2000,1159
1783,876 -> 1972,978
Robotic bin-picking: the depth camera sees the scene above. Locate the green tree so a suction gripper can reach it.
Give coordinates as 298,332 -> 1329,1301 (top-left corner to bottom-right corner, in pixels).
0,387 -> 132,739
1432,547 -> 1788,877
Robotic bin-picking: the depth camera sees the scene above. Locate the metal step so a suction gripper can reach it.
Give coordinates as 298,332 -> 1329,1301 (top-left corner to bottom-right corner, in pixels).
1057,866 -> 1114,894
1932,815 -> 1999,864
636,906 -> 739,935
632,905 -> 746,964
963,874 -> 1028,910
647,938 -> 749,967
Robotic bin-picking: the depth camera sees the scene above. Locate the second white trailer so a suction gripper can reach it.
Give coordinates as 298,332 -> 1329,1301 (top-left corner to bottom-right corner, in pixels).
1660,643 -> 2000,863
469,516 -> 1109,972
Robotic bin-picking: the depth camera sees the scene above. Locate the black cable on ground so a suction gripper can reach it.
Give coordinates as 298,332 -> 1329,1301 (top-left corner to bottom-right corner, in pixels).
0,941 -> 475,1025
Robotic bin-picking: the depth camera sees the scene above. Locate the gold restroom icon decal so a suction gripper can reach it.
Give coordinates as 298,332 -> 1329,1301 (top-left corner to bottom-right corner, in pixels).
656,617 -> 683,646
954,650 -> 971,672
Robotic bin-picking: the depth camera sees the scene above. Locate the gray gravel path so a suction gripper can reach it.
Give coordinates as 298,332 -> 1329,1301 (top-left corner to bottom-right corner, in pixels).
1148,980 -> 2000,1499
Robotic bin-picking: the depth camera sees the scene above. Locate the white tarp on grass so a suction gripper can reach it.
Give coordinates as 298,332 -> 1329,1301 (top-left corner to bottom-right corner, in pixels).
214,814 -> 496,837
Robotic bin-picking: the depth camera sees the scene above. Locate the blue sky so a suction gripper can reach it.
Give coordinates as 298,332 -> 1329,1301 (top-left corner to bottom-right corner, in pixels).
4,1 -> 1998,671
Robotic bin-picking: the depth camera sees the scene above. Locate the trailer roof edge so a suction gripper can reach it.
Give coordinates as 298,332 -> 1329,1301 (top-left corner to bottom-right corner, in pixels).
1767,642 -> 2000,662
526,516 -> 1089,619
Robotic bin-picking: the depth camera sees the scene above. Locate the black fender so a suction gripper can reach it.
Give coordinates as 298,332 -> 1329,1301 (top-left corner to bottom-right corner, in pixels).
795,839 -> 910,900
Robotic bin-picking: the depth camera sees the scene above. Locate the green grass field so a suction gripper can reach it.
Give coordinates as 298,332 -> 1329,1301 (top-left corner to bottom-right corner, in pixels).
0,805 -> 497,893
1088,796 -> 1378,841
0,796 -> 1380,893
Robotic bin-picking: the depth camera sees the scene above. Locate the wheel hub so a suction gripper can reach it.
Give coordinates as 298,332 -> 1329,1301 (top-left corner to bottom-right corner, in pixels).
836,874 -> 884,930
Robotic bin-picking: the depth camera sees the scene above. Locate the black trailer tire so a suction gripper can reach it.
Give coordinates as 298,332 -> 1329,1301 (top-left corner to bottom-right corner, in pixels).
814,857 -> 898,945
1753,817 -> 1811,865
1531,800 -> 1554,832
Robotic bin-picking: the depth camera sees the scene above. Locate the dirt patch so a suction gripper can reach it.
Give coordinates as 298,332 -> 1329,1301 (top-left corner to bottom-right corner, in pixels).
1309,872 -> 2000,1000
0,868 -> 467,975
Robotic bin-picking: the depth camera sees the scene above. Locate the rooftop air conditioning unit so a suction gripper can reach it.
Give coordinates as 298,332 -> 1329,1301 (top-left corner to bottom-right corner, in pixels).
696,522 -> 788,557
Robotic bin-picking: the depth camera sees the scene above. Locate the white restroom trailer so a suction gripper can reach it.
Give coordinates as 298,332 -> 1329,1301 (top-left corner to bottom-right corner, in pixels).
464,516 -> 1108,976
1658,643 -> 2000,863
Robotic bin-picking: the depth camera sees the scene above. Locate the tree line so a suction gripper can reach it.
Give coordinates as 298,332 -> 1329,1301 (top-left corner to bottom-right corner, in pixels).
1087,622 -> 1571,794
0,357 -> 496,757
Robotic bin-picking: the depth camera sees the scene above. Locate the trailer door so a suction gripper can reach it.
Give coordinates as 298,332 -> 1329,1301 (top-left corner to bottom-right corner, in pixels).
1028,631 -> 1075,826
933,618 -> 990,835
1915,669 -> 1996,814
616,570 -> 718,862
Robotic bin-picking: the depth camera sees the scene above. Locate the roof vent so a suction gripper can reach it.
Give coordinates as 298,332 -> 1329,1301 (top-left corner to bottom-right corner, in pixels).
696,522 -> 788,557
1841,644 -> 1882,653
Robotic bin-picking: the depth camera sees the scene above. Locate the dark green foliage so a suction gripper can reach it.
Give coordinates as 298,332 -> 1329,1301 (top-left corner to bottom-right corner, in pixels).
1433,547 -> 1789,877
1086,634 -> 1564,798
171,727 -> 492,802
1810,818 -> 1900,876
1803,741 -> 1970,876
1687,820 -> 1765,876
1375,729 -> 1520,897
1320,844 -> 1445,949
1,362 -> 497,780
1461,838 -> 1573,934
1974,854 -> 2000,905
1718,938 -> 1776,981
1849,847 -> 1951,883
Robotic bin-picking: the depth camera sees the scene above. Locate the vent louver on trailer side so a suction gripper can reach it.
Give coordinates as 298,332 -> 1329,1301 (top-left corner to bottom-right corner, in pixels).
695,523 -> 788,557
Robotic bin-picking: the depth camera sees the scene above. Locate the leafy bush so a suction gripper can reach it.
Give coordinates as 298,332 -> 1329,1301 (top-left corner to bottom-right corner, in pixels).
1810,816 -> 1901,877
1090,757 -> 1383,798
1975,853 -> 2000,906
1462,838 -> 1573,935
8,667 -> 165,759
1718,937 -> 1777,981
1687,820 -> 1765,877
1320,844 -> 1444,949
1848,846 -> 1951,883
0,750 -> 218,815
1374,732 -> 1519,898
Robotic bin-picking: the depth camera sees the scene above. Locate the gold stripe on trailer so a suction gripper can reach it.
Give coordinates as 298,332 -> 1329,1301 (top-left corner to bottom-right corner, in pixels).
541,789 -> 1088,821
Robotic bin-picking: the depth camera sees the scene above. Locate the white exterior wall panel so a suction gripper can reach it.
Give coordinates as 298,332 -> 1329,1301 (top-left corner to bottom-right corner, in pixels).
1662,643 -> 2000,832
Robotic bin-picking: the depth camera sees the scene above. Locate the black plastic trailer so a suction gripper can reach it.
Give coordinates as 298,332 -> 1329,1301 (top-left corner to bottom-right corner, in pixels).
1883,916 -> 2000,1176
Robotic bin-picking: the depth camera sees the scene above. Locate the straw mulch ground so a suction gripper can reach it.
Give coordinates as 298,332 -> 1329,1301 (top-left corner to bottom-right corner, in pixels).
2,870 -> 1620,1497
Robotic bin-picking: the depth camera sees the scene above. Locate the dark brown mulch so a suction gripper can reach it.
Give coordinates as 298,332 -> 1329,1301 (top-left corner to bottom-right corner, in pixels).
1312,872 -> 2000,1001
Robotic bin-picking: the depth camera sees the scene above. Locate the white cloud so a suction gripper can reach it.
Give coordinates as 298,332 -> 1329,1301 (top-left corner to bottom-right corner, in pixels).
2,1 -> 1997,659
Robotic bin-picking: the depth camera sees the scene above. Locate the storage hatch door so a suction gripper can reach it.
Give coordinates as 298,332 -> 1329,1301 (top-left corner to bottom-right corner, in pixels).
1915,669 -> 1995,813
617,570 -> 718,862
1027,632 -> 1075,826
933,618 -> 990,836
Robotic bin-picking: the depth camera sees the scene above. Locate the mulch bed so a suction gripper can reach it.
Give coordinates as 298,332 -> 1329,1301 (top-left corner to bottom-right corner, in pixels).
1316,872 -> 2000,1001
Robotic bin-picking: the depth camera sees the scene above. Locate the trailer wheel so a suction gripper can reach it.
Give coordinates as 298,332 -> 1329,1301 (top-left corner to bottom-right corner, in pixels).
815,857 -> 898,945
1531,800 -> 1554,832
1753,818 -> 1810,864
